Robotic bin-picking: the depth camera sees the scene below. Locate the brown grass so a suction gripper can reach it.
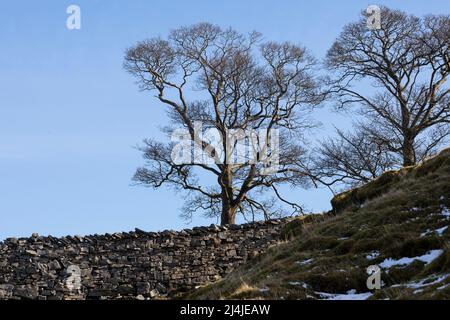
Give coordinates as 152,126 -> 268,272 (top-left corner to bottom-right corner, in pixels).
183,148 -> 450,300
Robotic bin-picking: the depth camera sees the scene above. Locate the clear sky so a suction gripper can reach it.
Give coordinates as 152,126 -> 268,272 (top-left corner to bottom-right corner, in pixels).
1,0 -> 449,239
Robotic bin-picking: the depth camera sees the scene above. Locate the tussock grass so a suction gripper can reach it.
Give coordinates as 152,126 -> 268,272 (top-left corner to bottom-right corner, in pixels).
184,148 -> 450,300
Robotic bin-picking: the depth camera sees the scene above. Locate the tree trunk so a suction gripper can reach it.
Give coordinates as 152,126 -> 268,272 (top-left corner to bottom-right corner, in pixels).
402,138 -> 416,166
220,198 -> 237,225
219,166 -> 237,225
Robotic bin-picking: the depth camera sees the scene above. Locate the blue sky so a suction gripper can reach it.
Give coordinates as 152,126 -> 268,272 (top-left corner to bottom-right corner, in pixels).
1,0 -> 449,239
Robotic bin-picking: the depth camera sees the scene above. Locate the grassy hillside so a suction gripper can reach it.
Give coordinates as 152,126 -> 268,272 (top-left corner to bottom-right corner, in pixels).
185,148 -> 450,300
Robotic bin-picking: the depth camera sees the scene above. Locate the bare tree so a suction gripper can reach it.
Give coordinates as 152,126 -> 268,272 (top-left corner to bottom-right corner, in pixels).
326,7 -> 450,167
314,124 -> 398,189
124,23 -> 323,225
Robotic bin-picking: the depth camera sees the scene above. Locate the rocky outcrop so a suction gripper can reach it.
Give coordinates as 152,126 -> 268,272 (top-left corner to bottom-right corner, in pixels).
0,218 -> 293,300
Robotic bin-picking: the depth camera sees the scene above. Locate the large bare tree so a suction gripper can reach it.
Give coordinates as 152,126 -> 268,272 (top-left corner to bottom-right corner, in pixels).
124,23 -> 322,225
326,7 -> 450,168
314,124 -> 398,189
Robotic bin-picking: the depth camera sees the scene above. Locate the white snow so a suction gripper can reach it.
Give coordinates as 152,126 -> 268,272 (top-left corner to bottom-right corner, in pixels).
420,225 -> 448,237
406,274 -> 450,289
441,206 -> 450,217
437,283 -> 450,290
420,229 -> 431,237
379,249 -> 443,269
391,273 -> 450,290
295,258 -> 313,265
435,226 -> 448,235
366,251 -> 380,260
316,289 -> 373,300
288,281 -> 308,289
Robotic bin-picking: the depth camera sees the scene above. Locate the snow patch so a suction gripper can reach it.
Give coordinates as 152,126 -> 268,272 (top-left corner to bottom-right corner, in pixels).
316,289 -> 372,300
366,251 -> 380,260
295,258 -> 313,265
379,250 -> 443,269
420,230 -> 431,237
288,281 -> 308,289
392,273 -> 450,290
406,274 -> 450,289
441,206 -> 450,217
437,283 -> 450,290
420,225 -> 448,237
435,226 -> 448,235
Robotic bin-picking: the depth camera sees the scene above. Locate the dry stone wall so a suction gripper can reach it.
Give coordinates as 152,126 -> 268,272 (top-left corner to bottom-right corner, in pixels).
0,218 -> 292,300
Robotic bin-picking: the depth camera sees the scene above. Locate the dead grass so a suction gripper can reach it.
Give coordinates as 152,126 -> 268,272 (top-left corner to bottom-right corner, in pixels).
183,148 -> 450,300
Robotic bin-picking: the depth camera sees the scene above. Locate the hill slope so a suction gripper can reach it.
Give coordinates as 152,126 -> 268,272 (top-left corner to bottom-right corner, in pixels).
186,148 -> 450,300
